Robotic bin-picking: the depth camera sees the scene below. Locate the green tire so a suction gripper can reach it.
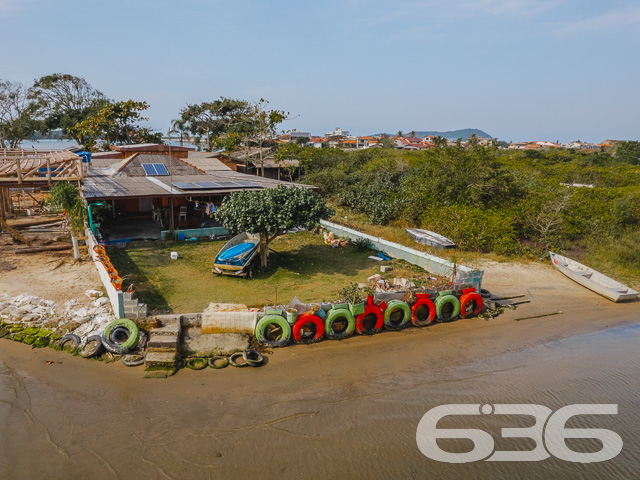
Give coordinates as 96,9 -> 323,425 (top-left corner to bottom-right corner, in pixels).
102,318 -> 140,354
435,294 -> 461,322
383,300 -> 411,330
325,308 -> 355,340
255,314 -> 292,348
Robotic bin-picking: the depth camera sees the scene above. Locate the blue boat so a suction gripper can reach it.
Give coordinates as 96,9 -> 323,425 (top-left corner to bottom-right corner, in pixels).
213,232 -> 260,277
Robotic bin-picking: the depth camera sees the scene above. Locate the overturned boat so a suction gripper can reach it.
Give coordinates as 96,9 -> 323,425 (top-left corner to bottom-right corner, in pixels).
549,251 -> 638,303
213,232 -> 260,277
406,228 -> 456,249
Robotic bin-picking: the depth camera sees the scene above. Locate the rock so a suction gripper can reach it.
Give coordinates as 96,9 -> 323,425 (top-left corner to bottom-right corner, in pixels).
380,265 -> 393,273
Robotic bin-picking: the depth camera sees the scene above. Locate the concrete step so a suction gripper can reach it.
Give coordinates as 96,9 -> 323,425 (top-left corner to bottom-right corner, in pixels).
147,333 -> 179,351
151,323 -> 181,336
144,351 -> 177,369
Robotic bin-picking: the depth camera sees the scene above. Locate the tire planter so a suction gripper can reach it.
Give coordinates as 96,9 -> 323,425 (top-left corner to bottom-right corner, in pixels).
355,305 -> 384,335
243,349 -> 264,367
383,300 -> 411,331
101,319 -> 140,354
208,356 -> 229,369
186,357 -> 208,370
255,314 -> 292,348
229,352 -> 249,368
324,308 -> 355,340
79,335 -> 103,358
460,289 -> 483,318
292,313 -> 325,344
122,353 -> 145,367
435,292 -> 461,322
55,334 -> 81,353
411,295 -> 436,327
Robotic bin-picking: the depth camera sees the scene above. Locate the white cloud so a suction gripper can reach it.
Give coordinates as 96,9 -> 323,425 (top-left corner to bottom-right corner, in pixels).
558,7 -> 640,35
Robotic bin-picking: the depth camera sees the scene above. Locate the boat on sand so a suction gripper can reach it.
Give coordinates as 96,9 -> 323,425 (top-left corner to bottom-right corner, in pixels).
549,251 -> 638,302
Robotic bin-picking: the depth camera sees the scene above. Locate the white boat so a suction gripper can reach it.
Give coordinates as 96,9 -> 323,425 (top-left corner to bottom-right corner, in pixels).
406,228 -> 456,249
212,232 -> 260,277
549,251 -> 638,303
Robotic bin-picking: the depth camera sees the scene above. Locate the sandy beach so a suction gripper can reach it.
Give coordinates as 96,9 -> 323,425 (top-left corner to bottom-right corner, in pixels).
0,256 -> 638,479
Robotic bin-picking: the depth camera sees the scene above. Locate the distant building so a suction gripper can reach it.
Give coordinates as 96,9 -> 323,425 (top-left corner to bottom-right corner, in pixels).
325,127 -> 350,137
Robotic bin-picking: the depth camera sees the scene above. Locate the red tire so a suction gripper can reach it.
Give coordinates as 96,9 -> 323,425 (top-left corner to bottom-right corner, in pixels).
292,313 -> 325,344
460,292 -> 483,318
355,305 -> 384,335
411,297 -> 436,327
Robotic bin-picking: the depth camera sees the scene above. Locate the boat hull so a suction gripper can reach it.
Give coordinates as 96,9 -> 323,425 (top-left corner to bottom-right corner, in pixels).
214,232 -> 259,276
406,228 -> 456,249
549,251 -> 638,303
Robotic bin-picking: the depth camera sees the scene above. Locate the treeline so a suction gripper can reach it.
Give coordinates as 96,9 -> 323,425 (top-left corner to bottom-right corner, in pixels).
295,145 -> 640,256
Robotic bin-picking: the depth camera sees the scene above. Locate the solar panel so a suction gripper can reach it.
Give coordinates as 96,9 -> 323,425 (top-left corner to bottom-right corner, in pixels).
142,163 -> 169,176
172,181 -> 264,191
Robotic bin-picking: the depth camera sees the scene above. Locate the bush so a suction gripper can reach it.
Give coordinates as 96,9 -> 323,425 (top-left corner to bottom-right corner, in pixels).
421,206 -> 520,255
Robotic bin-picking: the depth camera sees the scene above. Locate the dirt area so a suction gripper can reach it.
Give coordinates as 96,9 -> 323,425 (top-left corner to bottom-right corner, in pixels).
0,244 -> 102,304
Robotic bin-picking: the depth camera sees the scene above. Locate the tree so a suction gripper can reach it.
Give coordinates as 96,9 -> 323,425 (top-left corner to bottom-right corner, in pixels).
180,97 -> 251,151
0,80 -> 40,148
215,185 -> 334,268
409,130 -> 416,138
68,100 -> 161,151
245,98 -> 289,176
30,73 -> 106,142
45,181 -> 87,259
170,118 -> 188,146
397,130 -> 404,137
615,141 -> 640,165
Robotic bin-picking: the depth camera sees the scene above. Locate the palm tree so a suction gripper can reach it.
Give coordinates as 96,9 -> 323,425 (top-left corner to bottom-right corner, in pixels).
397,130 -> 404,137
171,118 -> 187,146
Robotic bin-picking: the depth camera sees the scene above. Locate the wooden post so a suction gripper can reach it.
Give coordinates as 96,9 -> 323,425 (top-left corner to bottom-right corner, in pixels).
46,156 -> 51,186
169,197 -> 175,234
16,158 -> 22,186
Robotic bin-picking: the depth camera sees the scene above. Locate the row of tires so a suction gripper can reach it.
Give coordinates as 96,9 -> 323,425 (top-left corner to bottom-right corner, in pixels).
180,350 -> 264,370
255,289 -> 484,348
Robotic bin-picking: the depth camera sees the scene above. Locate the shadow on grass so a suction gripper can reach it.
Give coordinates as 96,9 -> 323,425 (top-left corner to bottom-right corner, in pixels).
106,246 -> 171,313
254,243 -> 377,279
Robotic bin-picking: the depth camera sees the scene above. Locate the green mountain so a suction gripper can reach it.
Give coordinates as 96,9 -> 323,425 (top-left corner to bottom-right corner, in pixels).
375,128 -> 493,139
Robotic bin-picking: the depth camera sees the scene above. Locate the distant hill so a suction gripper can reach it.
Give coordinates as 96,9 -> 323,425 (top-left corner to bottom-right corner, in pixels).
374,128 -> 493,140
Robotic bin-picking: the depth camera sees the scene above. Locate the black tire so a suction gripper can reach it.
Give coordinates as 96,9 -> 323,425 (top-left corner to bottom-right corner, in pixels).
101,319 -> 140,354
186,357 -> 208,370
55,334 -> 81,353
229,352 -> 249,368
243,349 -> 264,367
122,353 -> 146,367
79,335 -> 103,358
208,356 -> 229,369
480,289 -> 491,298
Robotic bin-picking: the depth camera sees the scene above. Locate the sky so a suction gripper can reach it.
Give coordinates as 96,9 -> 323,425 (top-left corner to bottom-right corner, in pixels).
1,0 -> 639,143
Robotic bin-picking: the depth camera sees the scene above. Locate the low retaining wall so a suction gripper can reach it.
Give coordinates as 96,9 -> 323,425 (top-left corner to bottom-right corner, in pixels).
320,220 -> 484,291
86,228 -> 124,318
160,227 -> 229,240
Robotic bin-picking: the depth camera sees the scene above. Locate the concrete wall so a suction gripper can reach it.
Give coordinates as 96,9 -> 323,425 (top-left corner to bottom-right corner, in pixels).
320,220 -> 484,291
86,228 -> 124,318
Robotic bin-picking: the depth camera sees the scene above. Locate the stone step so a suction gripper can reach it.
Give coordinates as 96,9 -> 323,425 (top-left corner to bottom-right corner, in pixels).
147,333 -> 179,351
144,351 -> 177,369
150,323 -> 181,336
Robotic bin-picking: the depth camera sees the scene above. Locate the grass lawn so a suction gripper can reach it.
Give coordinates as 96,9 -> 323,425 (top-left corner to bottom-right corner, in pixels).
107,232 -> 423,314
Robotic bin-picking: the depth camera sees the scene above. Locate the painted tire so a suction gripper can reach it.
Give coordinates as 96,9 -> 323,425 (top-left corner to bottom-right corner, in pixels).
229,352 -> 249,368
411,298 -> 436,327
292,313 -> 325,344
243,349 -> 264,367
255,315 -> 292,348
101,319 -> 140,354
208,356 -> 229,369
56,334 -> 81,353
355,305 -> 384,335
460,292 -> 483,318
383,300 -> 411,330
186,357 -> 208,370
324,308 -> 355,340
122,353 -> 145,367
79,335 -> 103,358
435,295 -> 461,322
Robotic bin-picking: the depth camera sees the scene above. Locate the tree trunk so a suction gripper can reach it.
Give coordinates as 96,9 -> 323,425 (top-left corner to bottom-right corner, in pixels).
71,234 -> 80,260
259,231 -> 268,268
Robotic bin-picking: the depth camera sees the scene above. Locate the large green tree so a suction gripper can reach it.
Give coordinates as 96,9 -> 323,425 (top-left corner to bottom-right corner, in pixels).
180,97 -> 251,151
615,141 -> 640,165
215,185 -> 334,268
30,73 -> 106,142
0,80 -> 40,148
69,100 -> 162,151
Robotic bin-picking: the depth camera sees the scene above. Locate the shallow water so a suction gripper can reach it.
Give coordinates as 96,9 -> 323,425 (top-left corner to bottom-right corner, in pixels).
0,320 -> 638,479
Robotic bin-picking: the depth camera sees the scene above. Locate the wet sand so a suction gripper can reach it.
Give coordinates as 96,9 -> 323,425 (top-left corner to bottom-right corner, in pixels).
1,260 -> 638,479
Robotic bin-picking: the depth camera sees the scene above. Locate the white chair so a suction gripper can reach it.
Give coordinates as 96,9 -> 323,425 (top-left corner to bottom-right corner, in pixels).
178,206 -> 187,221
